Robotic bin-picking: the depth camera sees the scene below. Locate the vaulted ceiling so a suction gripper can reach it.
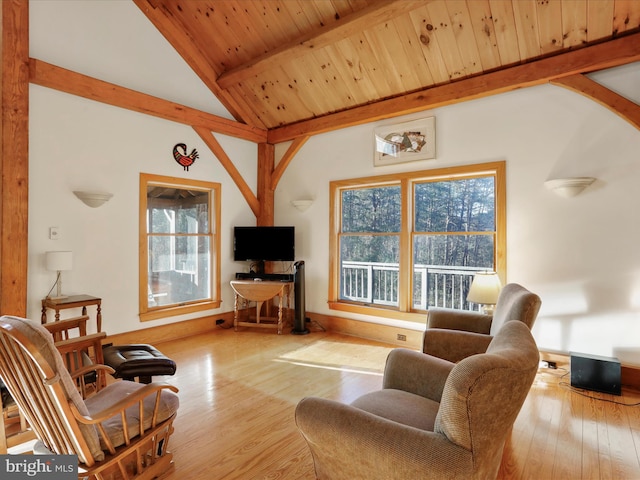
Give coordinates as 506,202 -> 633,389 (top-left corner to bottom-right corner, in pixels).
134,0 -> 640,143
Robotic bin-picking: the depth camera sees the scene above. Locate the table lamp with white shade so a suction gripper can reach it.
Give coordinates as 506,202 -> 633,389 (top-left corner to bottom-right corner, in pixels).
467,271 -> 502,315
46,251 -> 73,299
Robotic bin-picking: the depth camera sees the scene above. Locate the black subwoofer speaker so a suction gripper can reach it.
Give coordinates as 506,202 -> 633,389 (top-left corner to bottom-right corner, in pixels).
291,260 -> 309,335
570,352 -> 621,395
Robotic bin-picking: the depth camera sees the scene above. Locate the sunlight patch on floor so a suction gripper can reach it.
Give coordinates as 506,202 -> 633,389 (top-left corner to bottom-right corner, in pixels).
276,340 -> 393,374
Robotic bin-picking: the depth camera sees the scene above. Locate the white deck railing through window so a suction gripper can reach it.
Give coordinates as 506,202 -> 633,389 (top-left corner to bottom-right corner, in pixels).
341,261 -> 485,310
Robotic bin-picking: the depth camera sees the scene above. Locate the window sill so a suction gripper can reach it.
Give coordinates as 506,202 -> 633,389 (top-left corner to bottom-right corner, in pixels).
140,300 -> 221,322
328,301 -> 426,323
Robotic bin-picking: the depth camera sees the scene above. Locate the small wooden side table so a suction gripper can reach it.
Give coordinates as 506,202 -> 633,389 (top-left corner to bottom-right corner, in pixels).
230,280 -> 292,334
41,294 -> 102,332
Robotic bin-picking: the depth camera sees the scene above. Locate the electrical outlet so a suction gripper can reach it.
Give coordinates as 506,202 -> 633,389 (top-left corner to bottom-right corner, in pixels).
397,334 -> 407,341
49,227 -> 60,240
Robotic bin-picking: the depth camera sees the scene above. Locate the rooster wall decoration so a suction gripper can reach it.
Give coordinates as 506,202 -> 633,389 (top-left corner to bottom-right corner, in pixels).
173,143 -> 199,171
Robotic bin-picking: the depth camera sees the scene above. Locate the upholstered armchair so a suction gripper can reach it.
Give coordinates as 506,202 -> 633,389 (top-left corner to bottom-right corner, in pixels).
295,320 -> 539,480
423,282 -> 541,363
0,316 -> 179,480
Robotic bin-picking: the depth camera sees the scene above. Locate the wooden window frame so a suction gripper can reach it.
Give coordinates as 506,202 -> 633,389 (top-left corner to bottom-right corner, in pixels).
139,173 -> 221,321
328,161 -> 506,322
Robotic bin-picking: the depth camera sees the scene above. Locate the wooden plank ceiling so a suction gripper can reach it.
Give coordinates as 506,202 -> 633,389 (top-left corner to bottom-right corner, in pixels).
135,0 -> 640,138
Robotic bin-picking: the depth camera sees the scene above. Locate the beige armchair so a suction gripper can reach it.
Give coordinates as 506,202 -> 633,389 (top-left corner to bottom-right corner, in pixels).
423,283 -> 541,363
295,320 -> 539,480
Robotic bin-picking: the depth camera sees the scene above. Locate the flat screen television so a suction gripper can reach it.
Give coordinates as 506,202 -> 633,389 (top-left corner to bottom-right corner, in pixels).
233,226 -> 295,264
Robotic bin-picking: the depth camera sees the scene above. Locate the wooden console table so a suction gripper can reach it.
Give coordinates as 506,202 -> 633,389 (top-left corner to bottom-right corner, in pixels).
230,280 -> 292,335
41,294 -> 102,332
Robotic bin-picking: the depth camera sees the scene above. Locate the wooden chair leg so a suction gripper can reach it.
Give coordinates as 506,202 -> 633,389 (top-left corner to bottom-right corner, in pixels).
0,393 -> 7,454
1,390 -> 36,453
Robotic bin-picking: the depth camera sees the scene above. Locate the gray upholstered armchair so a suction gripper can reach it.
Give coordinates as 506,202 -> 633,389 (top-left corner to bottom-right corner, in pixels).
295,320 -> 539,480
423,282 -> 541,363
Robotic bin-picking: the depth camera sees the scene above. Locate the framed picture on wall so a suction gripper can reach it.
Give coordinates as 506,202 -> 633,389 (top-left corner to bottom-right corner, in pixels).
374,117 -> 436,166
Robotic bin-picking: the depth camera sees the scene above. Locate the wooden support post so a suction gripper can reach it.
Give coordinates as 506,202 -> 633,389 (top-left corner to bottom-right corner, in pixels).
257,143 -> 276,273
1,0 -> 29,316
257,143 -> 275,227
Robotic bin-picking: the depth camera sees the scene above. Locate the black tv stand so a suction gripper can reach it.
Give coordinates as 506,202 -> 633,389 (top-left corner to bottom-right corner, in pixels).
235,272 -> 294,282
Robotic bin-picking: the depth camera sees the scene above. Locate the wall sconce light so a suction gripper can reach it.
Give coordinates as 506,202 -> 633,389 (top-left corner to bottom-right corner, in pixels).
73,191 -> 113,208
291,199 -> 314,212
467,272 -> 502,315
45,250 -> 73,299
544,177 -> 596,198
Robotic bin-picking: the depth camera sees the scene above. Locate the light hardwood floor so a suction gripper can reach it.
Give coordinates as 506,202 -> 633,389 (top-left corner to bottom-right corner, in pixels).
152,322 -> 640,480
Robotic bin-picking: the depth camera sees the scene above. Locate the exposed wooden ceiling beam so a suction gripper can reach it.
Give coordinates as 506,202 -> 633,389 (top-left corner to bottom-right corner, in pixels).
216,0 -> 428,90
193,126 -> 260,217
29,58 -> 268,143
267,32 -> 640,144
271,136 -> 309,191
133,0 -> 267,129
551,74 -> 640,131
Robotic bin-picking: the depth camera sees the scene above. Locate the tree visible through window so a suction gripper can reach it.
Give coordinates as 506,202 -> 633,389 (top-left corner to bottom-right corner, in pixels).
329,162 -> 505,318
340,186 -> 401,306
139,173 -> 221,321
413,176 -> 496,310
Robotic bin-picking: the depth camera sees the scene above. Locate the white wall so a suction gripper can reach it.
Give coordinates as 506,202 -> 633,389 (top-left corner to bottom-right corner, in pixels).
29,1 -> 257,335
28,85 -> 258,334
28,2 -> 640,365
277,64 -> 640,365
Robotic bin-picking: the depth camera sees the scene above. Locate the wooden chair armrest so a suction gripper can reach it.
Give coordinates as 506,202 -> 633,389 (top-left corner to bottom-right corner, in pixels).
55,332 -> 107,367
69,364 -> 115,398
54,332 -> 106,351
55,332 -> 108,393
71,383 -> 179,425
43,315 -> 90,340
69,364 -> 115,380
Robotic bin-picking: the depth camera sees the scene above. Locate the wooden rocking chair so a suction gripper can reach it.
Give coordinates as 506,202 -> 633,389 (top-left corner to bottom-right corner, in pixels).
0,315 -> 179,480
1,315 -> 102,454
43,315 -> 110,395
